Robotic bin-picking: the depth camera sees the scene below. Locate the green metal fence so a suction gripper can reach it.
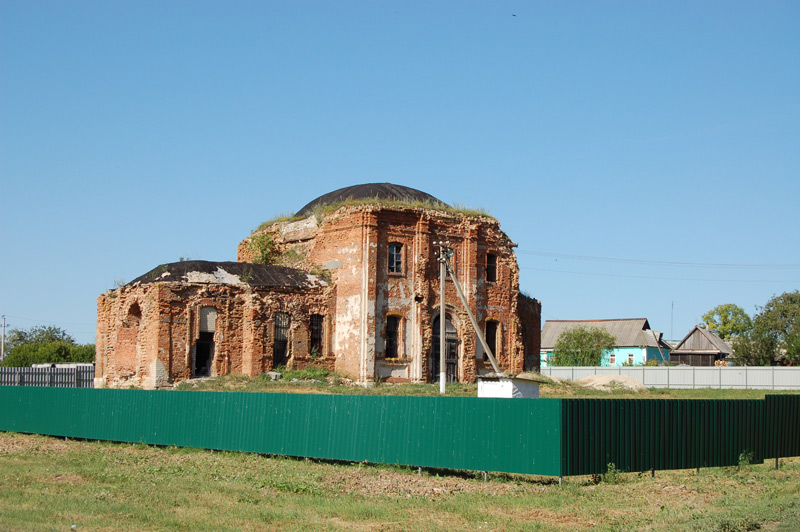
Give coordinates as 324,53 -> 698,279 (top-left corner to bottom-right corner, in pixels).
765,394 -> 800,461
0,387 -> 798,477
560,399 -> 766,476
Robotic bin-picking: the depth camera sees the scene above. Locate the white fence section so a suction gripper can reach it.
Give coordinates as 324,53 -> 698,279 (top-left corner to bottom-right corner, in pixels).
540,366 -> 800,390
0,366 -> 95,388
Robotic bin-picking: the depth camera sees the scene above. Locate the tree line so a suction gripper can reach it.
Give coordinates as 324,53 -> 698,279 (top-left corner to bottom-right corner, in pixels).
1,325 -> 95,367
703,290 -> 799,366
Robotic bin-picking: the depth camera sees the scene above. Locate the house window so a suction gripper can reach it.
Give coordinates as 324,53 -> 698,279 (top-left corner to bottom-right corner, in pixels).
609,353 -> 616,365
388,242 -> 403,274
484,321 -> 498,360
273,312 -> 290,366
486,253 -> 497,282
310,314 -> 323,357
628,353 -> 634,365
385,316 -> 400,358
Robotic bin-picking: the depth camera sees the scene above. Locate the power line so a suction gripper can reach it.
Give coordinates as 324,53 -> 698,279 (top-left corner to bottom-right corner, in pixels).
3,314 -> 95,327
520,266 -> 798,283
517,250 -> 800,270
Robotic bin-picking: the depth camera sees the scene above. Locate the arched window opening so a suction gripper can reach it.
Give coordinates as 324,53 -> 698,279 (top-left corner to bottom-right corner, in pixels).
431,314 -> 458,382
125,303 -> 141,327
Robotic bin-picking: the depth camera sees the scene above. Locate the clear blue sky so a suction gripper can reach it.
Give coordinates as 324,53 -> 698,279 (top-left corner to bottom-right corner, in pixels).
1,1 -> 798,345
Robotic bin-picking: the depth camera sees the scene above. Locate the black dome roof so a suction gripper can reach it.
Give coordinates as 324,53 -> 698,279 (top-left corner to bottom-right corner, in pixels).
296,183 -> 447,217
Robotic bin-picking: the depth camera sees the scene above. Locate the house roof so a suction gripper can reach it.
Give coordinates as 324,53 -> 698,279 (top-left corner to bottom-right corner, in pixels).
295,182 -> 447,217
127,261 -> 327,289
541,318 -> 670,350
672,326 -> 733,355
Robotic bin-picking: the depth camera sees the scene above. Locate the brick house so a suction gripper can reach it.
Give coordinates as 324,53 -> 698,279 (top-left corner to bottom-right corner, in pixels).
96,183 -> 541,388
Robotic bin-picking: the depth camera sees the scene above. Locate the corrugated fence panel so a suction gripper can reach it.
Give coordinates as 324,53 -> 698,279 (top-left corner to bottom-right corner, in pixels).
765,395 -> 800,460
2,388 -> 797,478
0,367 -> 94,388
0,387 -> 563,477
774,368 -> 800,390
540,366 -> 800,390
561,399 -> 766,476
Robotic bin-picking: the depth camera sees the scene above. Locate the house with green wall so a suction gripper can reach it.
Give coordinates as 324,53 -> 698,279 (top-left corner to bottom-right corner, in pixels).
540,318 -> 671,367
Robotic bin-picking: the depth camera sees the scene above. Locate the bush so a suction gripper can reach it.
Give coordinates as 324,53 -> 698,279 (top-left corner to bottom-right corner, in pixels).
551,326 -> 617,366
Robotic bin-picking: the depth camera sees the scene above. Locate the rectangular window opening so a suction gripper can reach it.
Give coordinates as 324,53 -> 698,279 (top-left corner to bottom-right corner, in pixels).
273,312 -> 290,367
385,316 -> 400,358
485,321 -> 498,360
310,314 -> 323,356
486,253 -> 497,282
388,243 -> 403,274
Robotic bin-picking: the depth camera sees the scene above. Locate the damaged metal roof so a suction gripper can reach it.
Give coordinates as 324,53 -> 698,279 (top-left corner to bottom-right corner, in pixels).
127,261 -> 327,289
296,182 -> 448,217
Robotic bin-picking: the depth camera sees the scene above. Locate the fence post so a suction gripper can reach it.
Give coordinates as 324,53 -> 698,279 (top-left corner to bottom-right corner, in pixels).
745,366 -> 748,390
693,366 -> 696,389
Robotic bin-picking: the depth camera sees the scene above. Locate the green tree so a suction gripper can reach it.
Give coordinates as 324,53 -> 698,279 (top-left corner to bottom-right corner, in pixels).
701,303 -> 753,340
732,291 -> 800,365
1,325 -> 94,367
1,342 -> 95,367
5,325 -> 75,352
551,326 -> 617,366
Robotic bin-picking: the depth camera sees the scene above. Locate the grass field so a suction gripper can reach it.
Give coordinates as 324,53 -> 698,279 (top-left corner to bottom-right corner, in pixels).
3,377 -> 798,530
1,432 -> 798,531
173,369 -> 797,401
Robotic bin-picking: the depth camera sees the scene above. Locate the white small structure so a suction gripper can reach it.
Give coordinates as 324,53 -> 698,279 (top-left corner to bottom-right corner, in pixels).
477,373 -> 542,399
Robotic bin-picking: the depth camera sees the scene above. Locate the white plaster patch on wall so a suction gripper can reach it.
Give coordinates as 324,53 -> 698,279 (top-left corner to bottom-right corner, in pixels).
305,273 -> 328,287
334,294 -> 362,352
281,216 -> 318,242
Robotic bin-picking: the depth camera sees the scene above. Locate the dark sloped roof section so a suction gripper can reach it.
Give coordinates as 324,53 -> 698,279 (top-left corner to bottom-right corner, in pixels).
127,260 -> 324,289
296,182 -> 448,218
540,318 -> 665,349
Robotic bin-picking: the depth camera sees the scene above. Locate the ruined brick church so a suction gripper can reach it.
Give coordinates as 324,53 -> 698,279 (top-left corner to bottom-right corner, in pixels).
95,183 -> 541,388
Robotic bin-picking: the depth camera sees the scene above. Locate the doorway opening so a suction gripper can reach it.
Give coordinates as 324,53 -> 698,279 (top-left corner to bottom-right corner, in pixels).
431,314 -> 458,382
193,332 -> 214,377
193,306 -> 216,377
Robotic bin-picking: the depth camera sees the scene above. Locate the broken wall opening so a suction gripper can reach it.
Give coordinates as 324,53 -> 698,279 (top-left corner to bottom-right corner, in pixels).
193,306 -> 217,377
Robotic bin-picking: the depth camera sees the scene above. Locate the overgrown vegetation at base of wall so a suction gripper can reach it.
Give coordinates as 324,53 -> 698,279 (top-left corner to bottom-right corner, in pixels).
1,432 -> 798,532
171,372 -> 797,400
